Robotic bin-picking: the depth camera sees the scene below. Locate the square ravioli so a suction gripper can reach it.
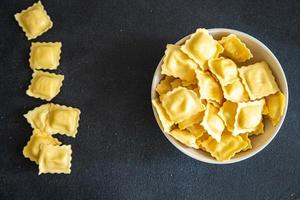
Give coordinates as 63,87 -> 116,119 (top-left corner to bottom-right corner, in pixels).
218,101 -> 237,132
201,103 -> 225,142
238,61 -> 279,100
233,99 -> 265,135
24,103 -> 81,137
181,28 -> 223,70
38,144 -> 72,174
26,70 -> 64,101
169,129 -> 202,149
14,1 -> 53,40
222,78 -> 249,102
201,132 -> 248,161
219,34 -> 253,63
23,129 -> 61,164
265,91 -> 286,126
161,87 -> 205,123
161,44 -> 197,82
29,42 -> 62,70
178,111 -> 204,130
152,99 -> 173,133
208,57 -> 238,86
196,70 -> 223,104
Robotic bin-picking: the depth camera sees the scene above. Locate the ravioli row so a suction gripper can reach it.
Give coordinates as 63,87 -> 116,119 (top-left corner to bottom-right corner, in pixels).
152,28 -> 286,161
15,1 -> 81,174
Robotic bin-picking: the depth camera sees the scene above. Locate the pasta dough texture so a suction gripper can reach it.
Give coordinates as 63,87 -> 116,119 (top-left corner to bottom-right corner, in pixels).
14,1 -> 53,40
38,144 -> 72,174
24,103 -> 81,137
152,28 -> 286,161
29,42 -> 62,70
26,70 -> 64,101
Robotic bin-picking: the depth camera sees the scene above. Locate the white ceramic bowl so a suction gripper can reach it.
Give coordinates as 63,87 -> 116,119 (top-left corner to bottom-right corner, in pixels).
151,28 -> 289,164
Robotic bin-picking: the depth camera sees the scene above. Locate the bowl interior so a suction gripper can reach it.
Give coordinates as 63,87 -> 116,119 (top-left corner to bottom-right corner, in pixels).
151,28 -> 288,164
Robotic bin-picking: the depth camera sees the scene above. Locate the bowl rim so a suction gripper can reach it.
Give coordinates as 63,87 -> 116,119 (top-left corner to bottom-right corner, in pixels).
151,28 -> 289,164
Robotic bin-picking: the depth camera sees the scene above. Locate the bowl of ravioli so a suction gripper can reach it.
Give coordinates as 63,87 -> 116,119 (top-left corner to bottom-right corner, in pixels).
151,28 -> 288,164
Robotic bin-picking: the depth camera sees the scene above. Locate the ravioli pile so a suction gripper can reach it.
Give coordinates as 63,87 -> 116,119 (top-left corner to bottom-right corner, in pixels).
15,1 -> 81,174
152,28 -> 286,161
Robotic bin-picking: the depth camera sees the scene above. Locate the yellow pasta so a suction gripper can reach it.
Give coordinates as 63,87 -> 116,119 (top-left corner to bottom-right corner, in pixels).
161,44 -> 197,82
23,129 -> 61,164
218,101 -> 237,132
201,132 -> 248,161
24,103 -> 81,137
152,99 -> 173,132
248,122 -> 264,136
208,57 -> 238,86
201,103 -> 225,142
239,61 -> 279,100
181,28 -> 223,70
178,111 -> 204,130
161,87 -> 205,123
29,42 -> 62,70
38,144 -> 72,174
26,70 -> 64,101
14,1 -> 53,40
233,99 -> 265,135
222,78 -> 249,103
240,133 -> 252,151
155,76 -> 175,96
169,129 -> 202,149
196,70 -> 223,104
265,91 -> 286,126
219,34 -> 253,63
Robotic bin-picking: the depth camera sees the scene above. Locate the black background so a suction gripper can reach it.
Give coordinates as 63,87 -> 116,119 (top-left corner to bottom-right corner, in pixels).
0,0 -> 299,199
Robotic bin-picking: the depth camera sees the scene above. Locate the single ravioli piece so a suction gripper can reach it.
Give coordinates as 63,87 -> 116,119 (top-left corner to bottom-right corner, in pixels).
38,144 -> 72,174
181,28 -> 223,70
248,122 -> 264,136
45,104 -> 81,137
161,87 -> 205,123
169,129 -> 202,149
24,103 -> 81,137
155,76 -> 175,96
196,70 -> 223,104
265,91 -> 286,126
233,99 -> 265,135
218,101 -> 237,132
24,103 -> 51,130
152,99 -> 173,133
239,61 -> 279,100
201,103 -> 225,142
222,78 -> 249,103
201,132 -> 248,161
14,1 -> 53,40
29,42 -> 62,70
23,129 -> 61,164
240,133 -> 252,151
178,111 -> 204,130
161,44 -> 197,82
219,34 -> 253,63
26,70 -> 64,101
208,57 -> 238,86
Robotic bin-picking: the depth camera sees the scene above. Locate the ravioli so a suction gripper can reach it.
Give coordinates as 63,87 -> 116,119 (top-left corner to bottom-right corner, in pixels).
38,144 -> 72,174
208,57 -> 238,86
201,132 -> 248,161
181,28 -> 223,70
196,70 -> 223,103
178,111 -> 204,130
29,42 -> 62,70
233,99 -> 265,135
26,70 -> 64,101
155,76 -> 175,96
169,129 -> 202,149
218,101 -> 237,132
161,44 -> 197,82
239,62 -> 279,100
161,87 -> 205,123
152,99 -> 173,133
14,1 -> 53,40
219,34 -> 253,63
265,91 -> 286,126
222,78 -> 249,103
23,129 -> 61,164
201,103 -> 225,142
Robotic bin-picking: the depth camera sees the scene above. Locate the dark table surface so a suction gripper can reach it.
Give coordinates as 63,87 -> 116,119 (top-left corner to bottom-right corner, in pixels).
0,0 -> 299,199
